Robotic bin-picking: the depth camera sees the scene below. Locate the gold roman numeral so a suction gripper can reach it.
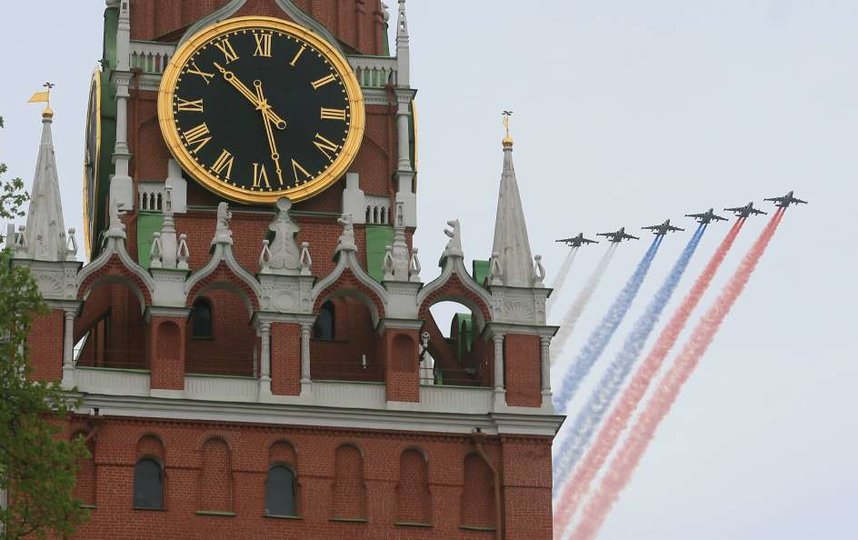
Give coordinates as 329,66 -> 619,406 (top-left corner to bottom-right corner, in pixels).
289,45 -> 306,67
252,162 -> 271,188
186,62 -> 214,84
253,32 -> 272,57
313,133 -> 340,160
177,97 -> 204,112
291,159 -> 312,183
211,149 -> 235,180
320,107 -> 347,121
213,38 -> 239,64
310,73 -> 336,90
182,123 -> 212,154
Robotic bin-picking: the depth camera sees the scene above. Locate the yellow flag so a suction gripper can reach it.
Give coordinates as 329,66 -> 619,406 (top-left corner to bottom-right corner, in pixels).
27,90 -> 50,103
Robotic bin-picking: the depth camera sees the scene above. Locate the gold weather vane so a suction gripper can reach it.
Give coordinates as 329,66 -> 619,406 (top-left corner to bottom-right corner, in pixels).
28,82 -> 55,117
502,110 -> 514,146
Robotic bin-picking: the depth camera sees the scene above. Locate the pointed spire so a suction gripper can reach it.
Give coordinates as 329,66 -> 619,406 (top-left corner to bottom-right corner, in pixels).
22,98 -> 69,261
491,112 -> 536,287
395,0 -> 410,86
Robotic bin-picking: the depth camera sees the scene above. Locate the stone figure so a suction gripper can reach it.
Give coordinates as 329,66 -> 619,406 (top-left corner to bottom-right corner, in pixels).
267,198 -> 301,273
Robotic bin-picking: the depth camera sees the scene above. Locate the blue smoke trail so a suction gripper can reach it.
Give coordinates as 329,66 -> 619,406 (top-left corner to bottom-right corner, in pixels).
552,236 -> 662,413
552,224 -> 706,493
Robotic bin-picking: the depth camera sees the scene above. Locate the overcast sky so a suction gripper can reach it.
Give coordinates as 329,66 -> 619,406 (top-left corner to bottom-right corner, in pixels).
1,1 -> 856,539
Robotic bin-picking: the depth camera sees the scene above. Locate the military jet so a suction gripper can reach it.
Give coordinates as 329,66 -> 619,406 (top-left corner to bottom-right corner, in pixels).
686,208 -> 728,224
764,190 -> 808,208
556,233 -> 599,248
642,219 -> 685,236
724,202 -> 767,218
597,227 -> 639,243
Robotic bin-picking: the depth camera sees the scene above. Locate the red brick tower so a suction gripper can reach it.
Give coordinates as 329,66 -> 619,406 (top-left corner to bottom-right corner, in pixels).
13,1 -> 562,537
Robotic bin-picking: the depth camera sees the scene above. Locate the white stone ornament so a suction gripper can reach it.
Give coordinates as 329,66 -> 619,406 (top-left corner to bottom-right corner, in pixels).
212,202 -> 233,245
336,213 -> 357,253
266,198 -> 301,274
443,219 -> 463,258
299,242 -> 312,275
177,233 -> 190,270
533,254 -> 546,287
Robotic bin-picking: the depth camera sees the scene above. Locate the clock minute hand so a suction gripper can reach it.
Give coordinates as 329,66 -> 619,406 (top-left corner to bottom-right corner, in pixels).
254,80 -> 286,186
213,62 -> 287,130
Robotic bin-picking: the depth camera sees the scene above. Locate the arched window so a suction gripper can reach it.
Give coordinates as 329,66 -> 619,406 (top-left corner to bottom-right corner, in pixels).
190,297 -> 213,339
133,458 -> 163,509
265,465 -> 297,516
313,300 -> 335,340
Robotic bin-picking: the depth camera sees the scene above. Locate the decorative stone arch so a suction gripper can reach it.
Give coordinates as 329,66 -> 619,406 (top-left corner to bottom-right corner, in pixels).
312,268 -> 387,327
417,272 -> 493,333
77,254 -> 154,311
185,260 -> 261,314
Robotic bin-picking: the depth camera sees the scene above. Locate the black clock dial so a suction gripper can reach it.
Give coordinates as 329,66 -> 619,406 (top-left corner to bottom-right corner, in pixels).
159,18 -> 364,204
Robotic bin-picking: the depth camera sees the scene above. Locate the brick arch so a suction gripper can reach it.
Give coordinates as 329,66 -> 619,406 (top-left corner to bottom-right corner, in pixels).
396,446 -> 432,525
418,273 -> 492,330
313,268 -> 386,324
136,433 -> 166,463
268,439 -> 298,467
198,437 -> 233,513
78,254 -> 153,310
186,261 -> 260,314
331,443 -> 367,520
461,452 -> 496,530
71,430 -> 97,506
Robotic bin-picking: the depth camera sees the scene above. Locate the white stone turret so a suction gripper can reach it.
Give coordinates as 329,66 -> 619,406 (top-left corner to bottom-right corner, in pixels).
490,123 -> 536,288
21,107 -> 70,262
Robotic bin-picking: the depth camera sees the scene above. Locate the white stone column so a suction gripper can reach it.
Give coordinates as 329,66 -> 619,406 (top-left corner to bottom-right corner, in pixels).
396,98 -> 412,172
258,322 -> 272,397
493,333 -> 506,409
61,309 -> 76,388
540,335 -> 551,394
300,323 -> 312,392
493,333 -> 505,390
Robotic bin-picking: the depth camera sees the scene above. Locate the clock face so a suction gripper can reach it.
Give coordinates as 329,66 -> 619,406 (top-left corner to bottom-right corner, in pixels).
158,17 -> 365,204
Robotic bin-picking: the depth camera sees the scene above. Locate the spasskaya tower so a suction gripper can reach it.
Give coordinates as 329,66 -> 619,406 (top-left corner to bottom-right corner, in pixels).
12,1 -> 563,537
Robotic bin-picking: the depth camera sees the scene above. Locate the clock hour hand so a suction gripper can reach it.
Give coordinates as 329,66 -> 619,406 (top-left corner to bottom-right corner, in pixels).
213,62 -> 286,130
254,80 -> 286,186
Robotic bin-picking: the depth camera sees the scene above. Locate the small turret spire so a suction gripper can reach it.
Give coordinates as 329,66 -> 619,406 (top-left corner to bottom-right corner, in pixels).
491,111 -> 536,287
21,85 -> 69,261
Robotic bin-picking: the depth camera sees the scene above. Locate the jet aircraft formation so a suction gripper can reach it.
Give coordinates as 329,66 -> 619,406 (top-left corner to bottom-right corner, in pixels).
555,191 -> 806,247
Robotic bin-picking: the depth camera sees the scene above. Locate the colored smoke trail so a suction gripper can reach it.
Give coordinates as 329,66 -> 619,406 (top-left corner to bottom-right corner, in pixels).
553,218 -> 745,538
552,225 -> 706,502
551,245 -> 618,362
547,247 -> 580,316
570,209 -> 785,540
552,237 -> 662,413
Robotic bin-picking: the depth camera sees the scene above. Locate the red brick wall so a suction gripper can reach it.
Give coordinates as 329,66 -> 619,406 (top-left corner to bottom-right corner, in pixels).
186,289 -> 256,377
395,448 -> 430,524
504,334 -> 542,407
382,329 -> 419,402
330,444 -> 366,519
198,437 -> 234,512
27,309 -> 64,381
461,453 -> 495,530
271,322 -> 301,395
150,317 -> 186,390
69,416 -> 553,539
310,296 -> 381,382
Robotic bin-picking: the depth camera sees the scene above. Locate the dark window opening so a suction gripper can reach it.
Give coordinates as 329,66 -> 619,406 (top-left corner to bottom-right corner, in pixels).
133,458 -> 163,510
313,300 -> 335,340
190,297 -> 213,339
265,465 -> 297,516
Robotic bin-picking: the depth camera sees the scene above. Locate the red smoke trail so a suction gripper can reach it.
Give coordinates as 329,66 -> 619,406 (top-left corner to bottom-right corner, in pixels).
569,209 -> 785,540
553,218 -> 746,537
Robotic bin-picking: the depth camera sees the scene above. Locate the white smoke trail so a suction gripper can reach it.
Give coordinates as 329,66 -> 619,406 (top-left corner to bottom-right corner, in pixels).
551,245 -> 617,363
547,247 -> 580,317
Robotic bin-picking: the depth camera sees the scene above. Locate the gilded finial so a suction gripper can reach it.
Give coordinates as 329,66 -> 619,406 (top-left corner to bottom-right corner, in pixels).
28,82 -> 55,118
502,110 -> 513,147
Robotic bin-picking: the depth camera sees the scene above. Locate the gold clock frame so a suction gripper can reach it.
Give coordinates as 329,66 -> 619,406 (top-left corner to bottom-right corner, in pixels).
82,69 -> 101,259
157,16 -> 365,205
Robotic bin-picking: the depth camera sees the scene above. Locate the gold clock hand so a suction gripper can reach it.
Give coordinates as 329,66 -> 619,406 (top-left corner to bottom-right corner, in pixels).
213,62 -> 287,130
255,80 -> 285,186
